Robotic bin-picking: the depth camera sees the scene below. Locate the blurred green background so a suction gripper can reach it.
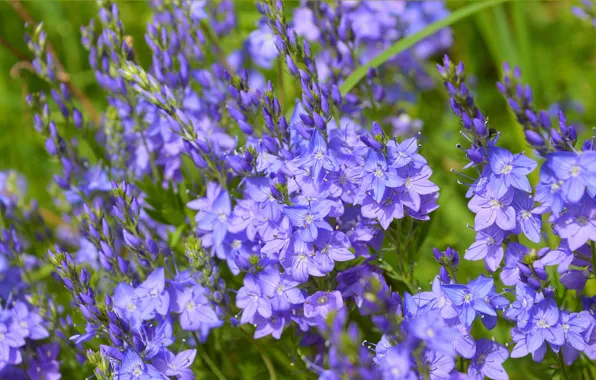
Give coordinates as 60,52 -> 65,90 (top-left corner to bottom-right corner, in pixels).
1,1 -> 596,379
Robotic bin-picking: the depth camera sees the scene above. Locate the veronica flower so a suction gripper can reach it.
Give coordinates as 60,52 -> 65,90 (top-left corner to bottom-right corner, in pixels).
557,311 -> 592,365
413,277 -> 458,320
293,129 -> 339,180
113,283 -> 144,329
424,350 -> 454,380
303,290 -> 344,319
467,339 -> 509,380
171,286 -> 220,331
116,350 -> 162,380
505,283 -> 536,328
550,151 -> 596,203
361,188 -> 405,230
386,136 -> 427,169
443,276 -> 496,326
135,268 -> 170,319
152,349 -> 196,380
313,231 -> 355,273
554,201 -> 596,251
236,275 -> 272,324
284,200 -> 334,243
246,22 -> 279,69
9,301 -> 49,340
406,310 -> 459,354
525,298 -> 564,353
468,185 -> 516,231
197,189 -> 231,246
488,146 -> 536,196
357,150 -> 404,204
465,225 -> 505,271
512,190 -> 542,243
257,269 -> 304,311
0,323 -> 25,362
397,164 -> 439,212
500,243 -> 528,286
254,312 -> 286,340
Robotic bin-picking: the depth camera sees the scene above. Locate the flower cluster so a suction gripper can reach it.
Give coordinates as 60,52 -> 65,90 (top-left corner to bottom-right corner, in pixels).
3,0 -> 596,379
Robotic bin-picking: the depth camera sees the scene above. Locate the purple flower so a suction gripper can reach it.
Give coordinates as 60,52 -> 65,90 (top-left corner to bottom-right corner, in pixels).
386,136 -> 427,169
525,298 -> 564,353
10,301 -> 49,340
0,323 -> 25,363
153,349 -> 196,380
356,150 -> 404,204
247,22 -> 279,69
443,276 -> 496,326
414,277 -> 458,320
303,290 -> 343,319
284,200 -> 334,242
361,189 -> 404,229
116,350 -> 162,380
550,151 -> 596,203
171,286 -> 220,331
197,189 -> 231,246
27,343 -> 60,380
313,231 -> 354,273
135,268 -> 170,319
505,283 -> 536,328
500,243 -> 528,286
281,239 -> 323,282
554,201 -> 596,251
468,186 -> 516,231
257,269 -> 304,311
468,339 -> 508,380
406,310 -> 459,354
488,146 -> 536,195
397,164 -> 439,212
113,283 -> 143,329
465,225 -> 505,271
236,275 -> 272,324
512,191 -> 542,243
293,129 -> 338,180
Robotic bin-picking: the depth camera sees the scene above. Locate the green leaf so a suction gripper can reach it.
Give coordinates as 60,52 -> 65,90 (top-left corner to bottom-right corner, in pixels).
339,0 -> 513,96
135,179 -> 186,226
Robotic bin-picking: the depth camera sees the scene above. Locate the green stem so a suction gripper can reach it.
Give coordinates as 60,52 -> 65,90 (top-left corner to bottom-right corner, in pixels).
200,21 -> 234,74
559,351 -> 570,380
239,327 -> 277,380
339,0 -> 513,96
591,241 -> 596,277
192,332 -> 227,380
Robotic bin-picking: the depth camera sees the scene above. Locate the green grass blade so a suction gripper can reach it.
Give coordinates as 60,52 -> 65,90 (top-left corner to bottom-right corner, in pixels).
339,0 -> 513,96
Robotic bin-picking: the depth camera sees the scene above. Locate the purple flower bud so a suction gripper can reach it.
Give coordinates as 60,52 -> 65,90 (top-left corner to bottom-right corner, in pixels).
286,54 -> 298,76
303,40 -> 311,58
117,257 -> 129,273
299,113 -> 314,127
372,122 -> 384,137
313,113 -> 326,130
439,266 -> 451,283
525,130 -> 545,147
293,121 -> 313,140
473,118 -> 487,137
360,134 -> 383,150
539,111 -> 551,129
331,85 -> 342,105
227,105 -> 246,122
456,62 -> 464,77
461,113 -> 472,130
436,63 -> 447,77
238,120 -> 254,135
100,241 -> 114,258
72,108 -> 83,128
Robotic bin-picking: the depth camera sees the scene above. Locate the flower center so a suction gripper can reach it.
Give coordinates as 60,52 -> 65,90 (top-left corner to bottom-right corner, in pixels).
232,240 -> 242,249
570,165 -> 580,177
426,327 -> 435,338
132,366 -> 143,377
577,216 -> 589,226
276,285 -> 284,295
318,296 -> 328,304
405,177 -> 412,187
522,299 -> 527,307
305,214 -> 314,224
487,236 -> 495,246
20,321 -> 28,329
218,213 -> 228,222
374,168 -> 384,177
537,319 -> 550,329
501,164 -> 513,174
489,199 -> 502,208
0,332 -> 4,340
150,289 -> 158,298
186,301 -> 196,311
314,152 -> 324,160
562,323 -> 569,332
521,210 -> 532,219
550,182 -> 561,193
438,296 -> 446,308
464,293 -> 473,303
127,303 -> 136,311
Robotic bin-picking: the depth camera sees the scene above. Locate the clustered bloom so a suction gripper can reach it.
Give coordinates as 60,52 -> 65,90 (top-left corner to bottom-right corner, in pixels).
3,0 -> 595,379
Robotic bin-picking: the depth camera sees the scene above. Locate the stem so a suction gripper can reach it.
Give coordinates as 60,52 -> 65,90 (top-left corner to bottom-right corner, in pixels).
559,351 -> 569,380
10,0 -> 100,124
192,332 -> 227,380
0,35 -> 30,60
276,57 -> 286,109
591,241 -> 596,277
199,21 -> 234,74
239,327 -> 277,380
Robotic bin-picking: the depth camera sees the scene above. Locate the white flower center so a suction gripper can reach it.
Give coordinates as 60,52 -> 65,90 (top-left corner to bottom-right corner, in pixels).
521,210 -> 532,219
314,152 -> 324,160
318,296 -> 328,304
305,214 -> 314,224
232,240 -> 242,249
562,323 -> 569,332
374,168 -> 383,177
570,165 -> 580,177
464,293 -> 473,303
127,303 -> 136,311
132,366 -> 143,377
537,319 -> 550,329
218,213 -> 228,222
186,301 -> 196,311
501,164 -> 513,174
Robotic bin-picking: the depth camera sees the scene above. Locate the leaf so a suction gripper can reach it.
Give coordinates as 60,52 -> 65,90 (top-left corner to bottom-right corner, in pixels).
135,178 -> 186,226
339,0 -> 513,96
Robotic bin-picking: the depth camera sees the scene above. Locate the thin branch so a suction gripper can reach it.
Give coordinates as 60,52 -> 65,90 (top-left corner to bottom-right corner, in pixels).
10,0 -> 101,125
0,35 -> 30,61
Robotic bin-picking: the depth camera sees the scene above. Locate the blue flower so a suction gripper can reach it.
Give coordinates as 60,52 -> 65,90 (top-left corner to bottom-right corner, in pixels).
284,200 -> 334,243
293,129 -> 338,181
443,276 -> 496,326
171,286 -> 220,331
116,350 -> 162,380
236,274 -> 272,324
135,268 -> 170,319
356,150 -> 404,204
468,339 -> 508,380
197,189 -> 231,246
303,290 -> 343,319
550,151 -> 596,203
488,146 -> 536,195
525,298 -> 564,353
152,348 -> 196,380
